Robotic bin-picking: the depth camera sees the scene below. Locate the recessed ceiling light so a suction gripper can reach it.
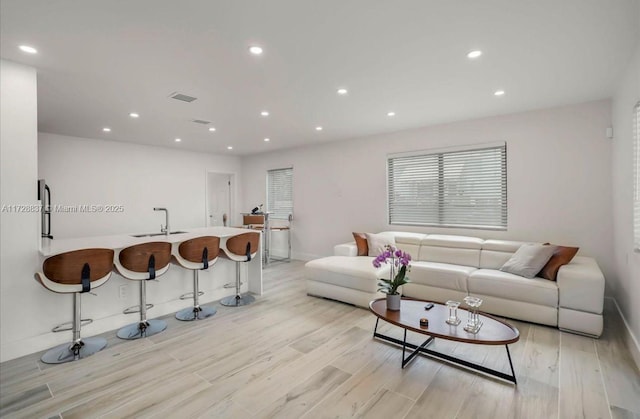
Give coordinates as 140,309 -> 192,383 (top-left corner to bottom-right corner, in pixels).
387,111 -> 396,117
261,111 -> 269,117
129,112 -> 139,118
175,138 -> 182,142
316,126 -> 323,131
264,138 -> 270,142
337,88 -> 348,95
227,146 -> 233,150
494,90 -> 505,96
249,46 -> 263,55
209,127 -> 216,132
467,50 -> 482,59
18,45 -> 37,54
102,127 -> 111,132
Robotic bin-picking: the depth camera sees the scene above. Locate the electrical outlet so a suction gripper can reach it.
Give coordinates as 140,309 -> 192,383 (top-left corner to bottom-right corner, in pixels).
119,284 -> 127,300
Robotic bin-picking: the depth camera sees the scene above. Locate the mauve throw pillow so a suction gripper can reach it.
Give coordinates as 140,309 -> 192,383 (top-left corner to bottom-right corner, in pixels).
500,243 -> 557,279
352,232 -> 369,256
538,246 -> 579,281
365,233 -> 396,257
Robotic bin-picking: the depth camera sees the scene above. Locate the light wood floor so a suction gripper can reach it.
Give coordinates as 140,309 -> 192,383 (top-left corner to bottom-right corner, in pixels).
1,261 -> 639,418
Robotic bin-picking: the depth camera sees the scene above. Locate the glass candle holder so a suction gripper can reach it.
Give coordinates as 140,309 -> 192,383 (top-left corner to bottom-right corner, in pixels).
445,300 -> 461,325
463,296 -> 483,334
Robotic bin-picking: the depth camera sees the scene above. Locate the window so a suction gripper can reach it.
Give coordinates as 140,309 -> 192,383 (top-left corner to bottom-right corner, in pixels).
388,143 -> 507,229
634,102 -> 640,251
267,167 -> 293,220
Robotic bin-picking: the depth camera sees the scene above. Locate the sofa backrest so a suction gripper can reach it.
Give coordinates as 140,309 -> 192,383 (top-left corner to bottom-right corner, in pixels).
418,235 -> 483,267
381,231 -> 539,269
387,232 -> 426,258
479,239 -> 529,269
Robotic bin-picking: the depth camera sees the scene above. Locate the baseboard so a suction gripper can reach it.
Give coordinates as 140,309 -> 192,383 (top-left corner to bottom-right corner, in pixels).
607,296 -> 640,370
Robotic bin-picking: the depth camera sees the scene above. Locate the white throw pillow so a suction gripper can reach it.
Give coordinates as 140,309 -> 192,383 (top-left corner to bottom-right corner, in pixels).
500,243 -> 557,279
365,233 -> 396,257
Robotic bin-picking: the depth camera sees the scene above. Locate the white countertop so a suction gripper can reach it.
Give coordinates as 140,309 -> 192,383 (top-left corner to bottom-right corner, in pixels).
40,226 -> 255,257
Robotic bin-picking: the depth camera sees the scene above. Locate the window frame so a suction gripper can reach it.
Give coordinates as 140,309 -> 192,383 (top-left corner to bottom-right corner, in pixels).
386,142 -> 507,230
633,102 -> 640,252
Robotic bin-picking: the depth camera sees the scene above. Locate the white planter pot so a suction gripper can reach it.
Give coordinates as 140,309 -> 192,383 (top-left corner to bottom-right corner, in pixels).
386,293 -> 401,311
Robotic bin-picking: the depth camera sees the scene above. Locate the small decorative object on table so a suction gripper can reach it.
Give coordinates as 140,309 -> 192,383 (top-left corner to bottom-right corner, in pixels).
445,300 -> 461,325
463,296 -> 483,333
373,245 -> 411,311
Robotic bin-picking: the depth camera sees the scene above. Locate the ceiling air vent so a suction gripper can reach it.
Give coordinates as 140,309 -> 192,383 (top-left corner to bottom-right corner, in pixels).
168,92 -> 197,103
191,119 -> 211,125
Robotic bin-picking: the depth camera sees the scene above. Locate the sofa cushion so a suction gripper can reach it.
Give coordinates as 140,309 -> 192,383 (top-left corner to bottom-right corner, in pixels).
468,269 -> 558,307
538,245 -> 579,281
305,256 -> 389,293
418,235 -> 483,267
366,232 -> 396,257
409,261 -> 475,292
500,244 -> 556,279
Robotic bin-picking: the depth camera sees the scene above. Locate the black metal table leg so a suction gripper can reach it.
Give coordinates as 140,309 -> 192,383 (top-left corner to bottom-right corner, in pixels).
506,344 -> 517,385
372,321 -> 517,384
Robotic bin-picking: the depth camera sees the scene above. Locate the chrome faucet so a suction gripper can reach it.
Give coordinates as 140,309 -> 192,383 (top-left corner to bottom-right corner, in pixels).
153,207 -> 170,235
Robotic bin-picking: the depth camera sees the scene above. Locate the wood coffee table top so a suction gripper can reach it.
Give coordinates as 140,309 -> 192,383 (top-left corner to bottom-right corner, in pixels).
369,298 -> 519,345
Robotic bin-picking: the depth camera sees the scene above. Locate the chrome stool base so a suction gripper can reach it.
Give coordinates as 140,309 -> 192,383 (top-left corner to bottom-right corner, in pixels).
41,337 -> 107,364
220,294 -> 255,307
117,319 -> 167,340
175,305 -> 217,321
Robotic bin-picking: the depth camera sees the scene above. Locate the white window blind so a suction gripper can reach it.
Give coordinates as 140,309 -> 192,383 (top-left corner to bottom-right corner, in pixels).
388,143 -> 507,229
634,102 -> 640,251
267,167 -> 293,220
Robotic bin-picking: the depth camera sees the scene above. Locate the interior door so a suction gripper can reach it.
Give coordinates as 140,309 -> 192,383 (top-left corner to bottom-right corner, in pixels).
207,173 -> 231,226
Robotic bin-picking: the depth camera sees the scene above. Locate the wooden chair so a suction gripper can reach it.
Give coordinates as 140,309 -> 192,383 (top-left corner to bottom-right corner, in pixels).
35,248 -> 114,364
115,242 -> 171,339
220,232 -> 260,306
173,236 -> 221,321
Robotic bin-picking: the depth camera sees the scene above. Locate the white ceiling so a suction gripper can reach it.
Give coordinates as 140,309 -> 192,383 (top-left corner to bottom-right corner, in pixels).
1,0 -> 638,155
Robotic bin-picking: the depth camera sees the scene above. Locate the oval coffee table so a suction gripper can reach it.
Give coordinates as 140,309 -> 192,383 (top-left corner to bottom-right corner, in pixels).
369,298 -> 520,384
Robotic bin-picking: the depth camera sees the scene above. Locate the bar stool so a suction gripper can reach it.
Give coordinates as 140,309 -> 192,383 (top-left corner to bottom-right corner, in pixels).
35,248 -> 114,364
115,242 -> 171,339
173,236 -> 220,321
220,232 -> 260,307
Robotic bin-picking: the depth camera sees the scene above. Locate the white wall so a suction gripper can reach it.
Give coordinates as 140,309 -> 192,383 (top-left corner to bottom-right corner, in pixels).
0,60 -> 40,362
38,133 -> 242,237
242,100 -> 615,282
0,133 -> 244,362
612,41 -> 640,361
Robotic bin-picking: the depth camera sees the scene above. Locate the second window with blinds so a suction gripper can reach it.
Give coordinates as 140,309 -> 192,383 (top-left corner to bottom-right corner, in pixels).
388,143 -> 507,230
267,167 -> 293,220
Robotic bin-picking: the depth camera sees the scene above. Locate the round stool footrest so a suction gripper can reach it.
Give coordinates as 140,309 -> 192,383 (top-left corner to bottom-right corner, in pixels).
223,282 -> 243,289
51,322 -> 72,333
123,304 -> 154,314
179,291 -> 205,300
51,318 -> 93,333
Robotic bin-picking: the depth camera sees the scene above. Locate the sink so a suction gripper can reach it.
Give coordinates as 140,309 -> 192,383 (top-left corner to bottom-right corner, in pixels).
131,231 -> 188,238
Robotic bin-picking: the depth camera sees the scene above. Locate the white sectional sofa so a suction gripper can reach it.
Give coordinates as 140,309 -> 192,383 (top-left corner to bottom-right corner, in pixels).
305,232 -> 605,337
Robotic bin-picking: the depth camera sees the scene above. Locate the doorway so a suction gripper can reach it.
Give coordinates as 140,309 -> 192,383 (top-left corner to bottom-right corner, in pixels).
206,172 -> 234,227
